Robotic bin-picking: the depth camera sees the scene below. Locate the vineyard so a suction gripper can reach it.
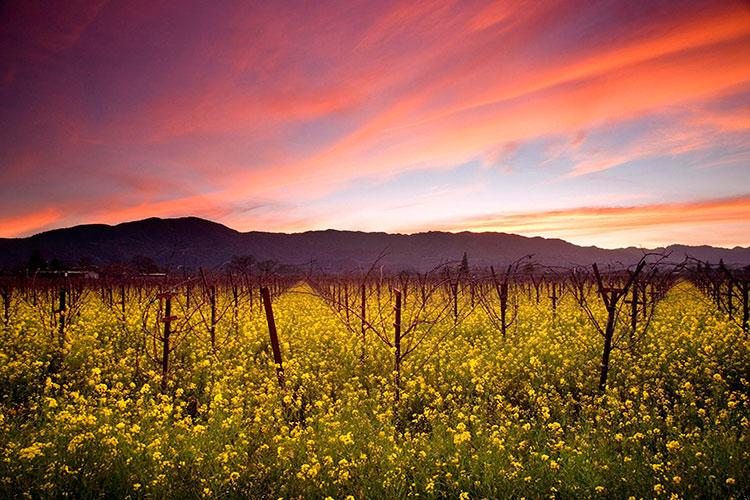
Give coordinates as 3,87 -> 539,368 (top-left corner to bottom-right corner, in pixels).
0,258 -> 748,498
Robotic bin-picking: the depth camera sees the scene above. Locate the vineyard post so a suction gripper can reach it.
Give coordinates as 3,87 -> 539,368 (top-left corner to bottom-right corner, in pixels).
592,261 -> 645,392
500,282 -> 508,337
261,287 -> 285,389
360,282 -> 366,364
344,285 -> 350,323
592,264 -> 617,393
627,283 -> 640,334
247,278 -> 255,316
1,285 -> 9,326
58,287 -> 66,348
393,289 -> 402,403
713,280 -> 721,308
120,285 -> 126,321
160,292 -> 176,393
451,281 -> 458,324
727,280 -> 734,317
232,282 -> 239,326
742,281 -> 749,336
550,282 -> 557,317
490,266 -> 509,337
209,285 -> 217,349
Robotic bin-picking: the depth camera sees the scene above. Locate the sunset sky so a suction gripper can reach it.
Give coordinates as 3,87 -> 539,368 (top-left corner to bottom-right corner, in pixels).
1,0 -> 749,248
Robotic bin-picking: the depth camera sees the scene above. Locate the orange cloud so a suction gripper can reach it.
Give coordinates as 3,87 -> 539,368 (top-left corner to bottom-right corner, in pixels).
428,195 -> 750,248
2,0 -> 750,244
0,208 -> 62,238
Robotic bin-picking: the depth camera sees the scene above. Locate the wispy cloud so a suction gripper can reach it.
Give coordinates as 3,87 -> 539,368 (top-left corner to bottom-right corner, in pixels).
0,208 -> 62,238
0,0 -> 749,244
423,195 -> 750,248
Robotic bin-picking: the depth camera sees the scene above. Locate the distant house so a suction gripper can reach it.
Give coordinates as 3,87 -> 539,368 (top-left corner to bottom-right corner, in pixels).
139,272 -> 168,278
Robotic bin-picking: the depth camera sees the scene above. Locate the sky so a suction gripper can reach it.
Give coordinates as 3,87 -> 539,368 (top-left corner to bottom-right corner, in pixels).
1,0 -> 749,248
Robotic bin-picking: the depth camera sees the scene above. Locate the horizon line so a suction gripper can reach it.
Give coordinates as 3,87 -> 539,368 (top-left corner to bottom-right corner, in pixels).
4,214 -> 748,252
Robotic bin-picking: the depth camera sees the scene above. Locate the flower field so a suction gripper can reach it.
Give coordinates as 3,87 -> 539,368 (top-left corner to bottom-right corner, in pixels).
0,281 -> 748,498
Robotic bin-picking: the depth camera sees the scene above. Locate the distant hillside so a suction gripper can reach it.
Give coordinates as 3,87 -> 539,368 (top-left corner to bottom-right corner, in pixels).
1,216 -> 749,272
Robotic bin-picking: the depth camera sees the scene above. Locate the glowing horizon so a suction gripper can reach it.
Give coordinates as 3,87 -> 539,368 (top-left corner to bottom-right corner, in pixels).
1,0 -> 749,248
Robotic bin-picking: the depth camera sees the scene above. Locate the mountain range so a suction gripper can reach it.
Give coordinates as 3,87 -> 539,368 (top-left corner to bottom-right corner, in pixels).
1,216 -> 749,272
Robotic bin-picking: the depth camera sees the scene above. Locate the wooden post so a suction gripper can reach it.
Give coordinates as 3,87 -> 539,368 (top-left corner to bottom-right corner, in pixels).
261,287 -> 285,389
160,293 -> 175,393
209,285 -> 217,349
630,284 -> 639,333
714,281 -> 721,308
593,264 -> 616,393
58,287 -> 66,348
393,289 -> 402,403
233,285 -> 239,326
451,281 -> 458,324
360,283 -> 366,363
1,286 -> 9,326
550,282 -> 557,316
598,296 -> 617,393
500,282 -> 508,337
592,261 -> 644,392
491,266 -> 510,336
247,282 -> 255,316
344,284 -> 350,322
120,285 -> 126,321
742,281 -> 749,336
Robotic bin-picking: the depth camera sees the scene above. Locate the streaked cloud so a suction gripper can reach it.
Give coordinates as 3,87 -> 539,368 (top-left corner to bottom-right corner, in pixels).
0,0 -> 749,247
425,195 -> 750,248
0,208 -> 62,238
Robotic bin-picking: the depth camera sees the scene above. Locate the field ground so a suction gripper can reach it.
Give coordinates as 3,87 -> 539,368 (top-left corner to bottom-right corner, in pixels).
0,282 -> 748,498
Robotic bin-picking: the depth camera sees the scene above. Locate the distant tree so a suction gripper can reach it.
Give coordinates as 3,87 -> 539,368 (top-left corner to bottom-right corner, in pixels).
49,258 -> 65,271
256,259 -> 278,278
27,249 -> 46,272
228,255 -> 255,275
131,255 -> 160,274
101,262 -> 130,277
458,252 -> 469,276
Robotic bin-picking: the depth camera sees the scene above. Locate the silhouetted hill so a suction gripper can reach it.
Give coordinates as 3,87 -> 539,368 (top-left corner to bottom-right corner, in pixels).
1,216 -> 749,272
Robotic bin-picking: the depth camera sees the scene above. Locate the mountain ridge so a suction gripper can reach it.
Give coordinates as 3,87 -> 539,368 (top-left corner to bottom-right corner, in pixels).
1,216 -> 748,271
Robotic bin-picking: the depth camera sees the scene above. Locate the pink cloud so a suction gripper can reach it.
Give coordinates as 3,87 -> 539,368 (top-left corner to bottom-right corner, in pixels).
1,0 -> 749,243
